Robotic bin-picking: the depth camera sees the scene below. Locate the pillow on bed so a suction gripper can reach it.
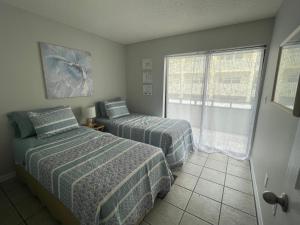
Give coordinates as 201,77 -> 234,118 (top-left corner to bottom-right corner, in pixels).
6,117 -> 21,138
104,100 -> 130,119
28,106 -> 79,138
7,106 -> 64,138
96,97 -> 122,118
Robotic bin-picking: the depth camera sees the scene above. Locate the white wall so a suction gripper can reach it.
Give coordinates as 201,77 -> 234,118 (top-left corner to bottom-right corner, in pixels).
0,3 -> 126,176
251,0 -> 300,224
125,19 -> 274,116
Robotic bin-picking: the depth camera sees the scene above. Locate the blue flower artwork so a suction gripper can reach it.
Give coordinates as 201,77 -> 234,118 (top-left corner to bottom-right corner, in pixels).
40,42 -> 93,98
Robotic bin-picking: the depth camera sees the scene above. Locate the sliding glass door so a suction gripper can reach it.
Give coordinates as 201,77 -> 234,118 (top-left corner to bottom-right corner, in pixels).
166,54 -> 206,126
165,48 -> 264,159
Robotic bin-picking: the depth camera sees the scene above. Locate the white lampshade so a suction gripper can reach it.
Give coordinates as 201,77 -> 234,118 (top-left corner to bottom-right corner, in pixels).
82,106 -> 96,119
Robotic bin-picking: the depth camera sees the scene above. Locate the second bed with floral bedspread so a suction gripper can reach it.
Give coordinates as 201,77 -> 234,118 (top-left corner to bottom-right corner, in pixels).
96,114 -> 194,168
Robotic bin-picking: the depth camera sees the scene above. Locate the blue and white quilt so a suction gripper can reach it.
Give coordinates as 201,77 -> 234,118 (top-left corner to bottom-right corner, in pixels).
96,114 -> 194,168
23,127 -> 172,225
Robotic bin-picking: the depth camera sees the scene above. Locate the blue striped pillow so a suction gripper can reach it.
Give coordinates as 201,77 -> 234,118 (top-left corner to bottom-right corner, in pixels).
7,106 -> 65,138
28,106 -> 79,138
104,100 -> 130,119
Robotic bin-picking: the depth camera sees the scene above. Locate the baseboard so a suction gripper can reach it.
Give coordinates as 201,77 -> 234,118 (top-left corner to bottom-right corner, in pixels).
0,171 -> 16,183
250,159 -> 264,225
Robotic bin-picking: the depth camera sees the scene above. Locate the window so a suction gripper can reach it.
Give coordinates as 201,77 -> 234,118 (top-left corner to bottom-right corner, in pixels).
166,54 -> 206,102
165,47 -> 265,159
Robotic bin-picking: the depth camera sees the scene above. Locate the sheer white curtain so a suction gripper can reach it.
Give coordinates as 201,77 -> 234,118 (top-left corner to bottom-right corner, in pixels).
166,54 -> 205,132
166,48 -> 264,159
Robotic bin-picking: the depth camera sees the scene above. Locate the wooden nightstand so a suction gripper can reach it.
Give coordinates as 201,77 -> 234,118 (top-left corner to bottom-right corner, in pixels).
82,124 -> 105,132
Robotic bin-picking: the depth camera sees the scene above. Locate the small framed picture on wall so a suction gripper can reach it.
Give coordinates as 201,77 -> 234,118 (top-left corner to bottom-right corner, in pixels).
142,58 -> 152,70
142,70 -> 152,83
143,84 -> 152,95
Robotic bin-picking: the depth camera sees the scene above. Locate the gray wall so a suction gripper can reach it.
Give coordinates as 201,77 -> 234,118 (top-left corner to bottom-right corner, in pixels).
251,0 -> 300,224
0,3 -> 126,176
125,19 -> 274,117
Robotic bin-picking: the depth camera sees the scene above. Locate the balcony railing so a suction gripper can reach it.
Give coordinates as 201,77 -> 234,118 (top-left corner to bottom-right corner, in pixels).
168,98 -> 252,109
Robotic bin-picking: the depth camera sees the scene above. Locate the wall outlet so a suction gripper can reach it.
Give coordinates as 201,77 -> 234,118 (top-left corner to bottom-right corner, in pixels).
264,173 -> 269,188
272,204 -> 277,216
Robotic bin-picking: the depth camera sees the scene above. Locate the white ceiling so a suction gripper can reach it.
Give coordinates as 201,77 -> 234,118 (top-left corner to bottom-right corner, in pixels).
1,0 -> 283,44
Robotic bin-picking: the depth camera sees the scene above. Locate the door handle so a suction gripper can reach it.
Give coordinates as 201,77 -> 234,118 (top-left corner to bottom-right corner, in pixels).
262,191 -> 289,212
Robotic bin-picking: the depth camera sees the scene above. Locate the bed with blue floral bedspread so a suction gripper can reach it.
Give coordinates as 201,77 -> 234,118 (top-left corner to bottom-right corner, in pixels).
15,127 -> 172,225
96,114 -> 194,168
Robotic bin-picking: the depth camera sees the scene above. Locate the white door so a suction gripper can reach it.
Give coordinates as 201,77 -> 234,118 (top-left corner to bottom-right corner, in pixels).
262,25 -> 300,225
270,120 -> 300,225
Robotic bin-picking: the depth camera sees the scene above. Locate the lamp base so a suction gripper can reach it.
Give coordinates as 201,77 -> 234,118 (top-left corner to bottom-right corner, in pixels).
86,118 -> 94,128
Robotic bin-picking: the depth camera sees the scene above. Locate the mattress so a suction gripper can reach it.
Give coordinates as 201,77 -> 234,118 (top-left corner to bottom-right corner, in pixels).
13,134 -> 56,165
96,114 -> 194,168
14,127 -> 172,225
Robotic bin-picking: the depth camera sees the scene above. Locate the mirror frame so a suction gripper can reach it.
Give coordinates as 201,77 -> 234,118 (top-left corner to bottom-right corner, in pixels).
272,25 -> 300,117
293,75 -> 300,117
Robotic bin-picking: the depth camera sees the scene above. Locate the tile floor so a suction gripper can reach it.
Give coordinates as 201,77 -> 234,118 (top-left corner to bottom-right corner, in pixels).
0,151 -> 257,225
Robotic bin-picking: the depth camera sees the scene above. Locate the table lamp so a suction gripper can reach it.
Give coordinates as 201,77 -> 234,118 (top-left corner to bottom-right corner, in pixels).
82,106 -> 96,127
